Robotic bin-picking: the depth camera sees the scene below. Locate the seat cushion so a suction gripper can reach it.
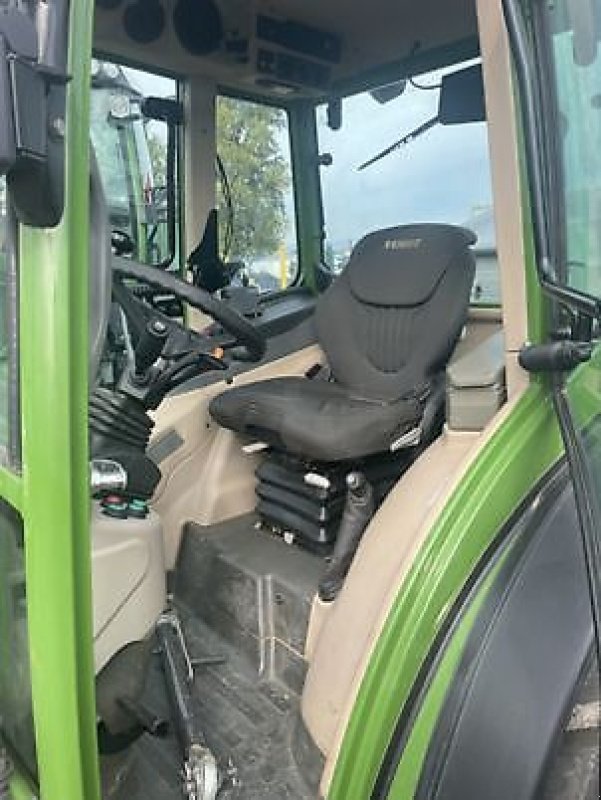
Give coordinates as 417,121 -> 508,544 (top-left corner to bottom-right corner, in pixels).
209,377 -> 422,462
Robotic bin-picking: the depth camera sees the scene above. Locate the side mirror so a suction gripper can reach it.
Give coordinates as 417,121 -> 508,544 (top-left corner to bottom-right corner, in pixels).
438,63 -> 486,125
0,9 -> 38,176
0,6 -> 68,227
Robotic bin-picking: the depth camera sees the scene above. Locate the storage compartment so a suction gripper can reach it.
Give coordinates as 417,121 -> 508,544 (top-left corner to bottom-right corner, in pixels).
446,327 -> 506,431
91,503 -> 167,673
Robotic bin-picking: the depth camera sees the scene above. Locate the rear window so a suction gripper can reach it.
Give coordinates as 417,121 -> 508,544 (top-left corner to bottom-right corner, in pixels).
316,61 -> 499,304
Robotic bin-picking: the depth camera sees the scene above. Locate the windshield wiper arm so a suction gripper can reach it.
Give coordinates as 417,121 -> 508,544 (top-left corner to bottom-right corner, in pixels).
357,115 -> 439,171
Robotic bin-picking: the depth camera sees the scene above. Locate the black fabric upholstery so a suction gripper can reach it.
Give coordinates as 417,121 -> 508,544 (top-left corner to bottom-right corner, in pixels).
346,224 -> 476,307
211,376 -> 422,461
315,224 -> 476,402
209,223 -> 476,461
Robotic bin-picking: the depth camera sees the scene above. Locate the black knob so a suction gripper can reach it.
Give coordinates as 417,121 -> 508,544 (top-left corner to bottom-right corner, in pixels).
134,319 -> 169,377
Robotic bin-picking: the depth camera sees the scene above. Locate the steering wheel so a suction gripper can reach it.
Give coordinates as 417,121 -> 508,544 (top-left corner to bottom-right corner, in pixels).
112,255 -> 266,362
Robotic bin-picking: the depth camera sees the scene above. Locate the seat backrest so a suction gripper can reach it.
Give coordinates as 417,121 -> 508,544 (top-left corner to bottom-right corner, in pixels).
315,224 -> 476,402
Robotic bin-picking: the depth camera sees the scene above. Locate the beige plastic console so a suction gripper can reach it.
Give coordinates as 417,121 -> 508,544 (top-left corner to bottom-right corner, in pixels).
446,327 -> 506,431
91,503 -> 166,674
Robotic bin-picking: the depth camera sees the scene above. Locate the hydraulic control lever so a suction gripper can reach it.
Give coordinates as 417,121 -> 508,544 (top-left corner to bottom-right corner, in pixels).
133,318 -> 169,380
318,472 -> 375,602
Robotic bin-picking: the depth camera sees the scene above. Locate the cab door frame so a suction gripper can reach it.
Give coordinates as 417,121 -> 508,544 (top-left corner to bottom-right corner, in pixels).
502,0 -> 601,660
0,1 -> 102,798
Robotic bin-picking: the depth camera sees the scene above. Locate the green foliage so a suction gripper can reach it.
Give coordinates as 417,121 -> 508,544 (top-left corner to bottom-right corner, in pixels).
143,96 -> 292,268
216,97 -> 291,262
147,130 -> 167,188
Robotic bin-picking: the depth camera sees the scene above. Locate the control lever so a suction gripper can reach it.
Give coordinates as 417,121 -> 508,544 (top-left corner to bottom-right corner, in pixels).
156,612 -> 221,800
318,472 -> 375,602
133,318 -> 169,380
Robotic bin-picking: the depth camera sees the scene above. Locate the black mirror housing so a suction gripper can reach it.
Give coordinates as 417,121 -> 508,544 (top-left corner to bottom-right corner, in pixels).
438,63 -> 486,125
0,7 -> 38,177
0,6 -> 68,227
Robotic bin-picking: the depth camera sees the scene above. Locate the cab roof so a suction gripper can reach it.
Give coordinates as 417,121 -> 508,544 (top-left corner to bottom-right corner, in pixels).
94,0 -> 479,99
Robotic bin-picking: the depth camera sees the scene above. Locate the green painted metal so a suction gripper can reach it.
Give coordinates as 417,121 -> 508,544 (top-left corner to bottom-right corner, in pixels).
326,382 -> 564,800
16,1 -> 100,798
10,767 -> 37,800
387,547 -> 511,798
0,467 -> 22,512
124,128 -> 148,263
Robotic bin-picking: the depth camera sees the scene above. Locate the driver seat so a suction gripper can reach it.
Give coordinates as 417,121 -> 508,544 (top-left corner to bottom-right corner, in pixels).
210,224 -> 476,464
210,224 -> 476,551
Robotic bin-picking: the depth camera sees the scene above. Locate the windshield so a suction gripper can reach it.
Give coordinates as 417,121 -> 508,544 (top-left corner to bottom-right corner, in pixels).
317,61 -> 498,304
90,61 -> 177,266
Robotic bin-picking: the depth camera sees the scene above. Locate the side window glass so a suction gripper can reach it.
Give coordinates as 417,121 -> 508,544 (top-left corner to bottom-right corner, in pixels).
0,503 -> 35,777
544,0 -> 601,296
90,60 -> 179,267
0,178 -> 8,461
0,178 -> 19,469
216,96 -> 297,292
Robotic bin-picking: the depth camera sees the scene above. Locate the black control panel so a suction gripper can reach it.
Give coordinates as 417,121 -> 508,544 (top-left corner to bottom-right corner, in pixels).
254,14 -> 342,92
256,15 -> 341,63
256,48 -> 331,91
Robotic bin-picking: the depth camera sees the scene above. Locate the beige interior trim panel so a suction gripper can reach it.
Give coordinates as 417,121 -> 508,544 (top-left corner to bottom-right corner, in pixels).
92,505 -> 167,674
477,0 -> 530,399
302,391 -> 525,797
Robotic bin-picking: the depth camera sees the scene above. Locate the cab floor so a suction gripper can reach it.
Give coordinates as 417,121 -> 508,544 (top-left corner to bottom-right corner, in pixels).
101,515 -> 324,800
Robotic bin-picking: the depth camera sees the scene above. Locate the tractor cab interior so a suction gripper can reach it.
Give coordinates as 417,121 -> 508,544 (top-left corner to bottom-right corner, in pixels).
87,1 -> 526,797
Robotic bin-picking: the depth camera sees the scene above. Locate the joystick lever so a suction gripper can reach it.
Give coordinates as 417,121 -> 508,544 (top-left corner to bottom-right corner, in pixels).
134,318 -> 169,379
318,471 -> 375,602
